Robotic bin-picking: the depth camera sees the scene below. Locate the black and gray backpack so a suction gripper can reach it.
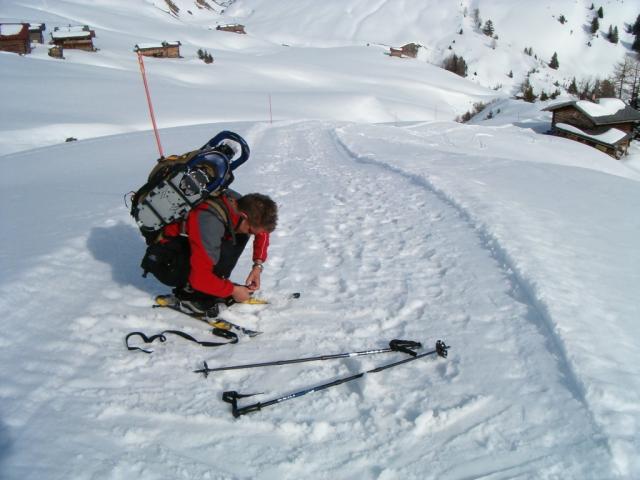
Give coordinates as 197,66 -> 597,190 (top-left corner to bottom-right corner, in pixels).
129,131 -> 250,286
130,130 -> 249,243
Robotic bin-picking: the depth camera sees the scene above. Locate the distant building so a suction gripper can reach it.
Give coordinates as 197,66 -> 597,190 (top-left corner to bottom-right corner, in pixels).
543,99 -> 640,159
48,45 -> 64,59
29,23 -> 46,43
0,23 -> 31,54
216,24 -> 246,34
389,43 -> 420,59
50,25 -> 96,51
134,41 -> 182,58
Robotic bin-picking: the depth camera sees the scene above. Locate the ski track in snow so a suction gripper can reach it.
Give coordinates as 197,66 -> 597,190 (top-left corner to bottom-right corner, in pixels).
0,122 -> 614,479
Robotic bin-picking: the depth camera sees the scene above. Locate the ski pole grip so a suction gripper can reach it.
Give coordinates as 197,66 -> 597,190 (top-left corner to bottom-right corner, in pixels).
222,391 -> 241,417
235,402 -> 263,417
222,391 -> 262,418
389,339 -> 422,357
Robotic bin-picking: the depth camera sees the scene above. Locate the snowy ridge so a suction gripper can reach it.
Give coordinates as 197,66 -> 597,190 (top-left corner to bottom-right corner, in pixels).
1,0 -> 639,155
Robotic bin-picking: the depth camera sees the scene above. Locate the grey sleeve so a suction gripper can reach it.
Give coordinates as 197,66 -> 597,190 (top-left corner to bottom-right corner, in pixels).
197,210 -> 226,264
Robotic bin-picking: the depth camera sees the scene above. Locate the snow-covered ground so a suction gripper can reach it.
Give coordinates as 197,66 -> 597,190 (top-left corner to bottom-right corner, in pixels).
1,1 -> 640,479
2,118 -> 639,479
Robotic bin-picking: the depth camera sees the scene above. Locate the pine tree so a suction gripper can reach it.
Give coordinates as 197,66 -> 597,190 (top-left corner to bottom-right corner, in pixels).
591,16 -> 600,34
632,35 -> 640,53
522,81 -> 537,102
472,8 -> 482,30
633,14 -> 640,35
567,77 -> 578,95
610,25 -> 619,44
598,79 -> 616,98
442,54 -> 468,78
597,7 -> 603,19
558,15 -> 567,25
549,52 -> 559,69
482,20 -> 495,37
507,70 -> 513,78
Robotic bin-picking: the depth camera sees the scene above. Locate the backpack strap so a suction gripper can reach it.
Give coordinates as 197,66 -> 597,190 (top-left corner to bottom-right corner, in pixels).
205,196 -> 237,245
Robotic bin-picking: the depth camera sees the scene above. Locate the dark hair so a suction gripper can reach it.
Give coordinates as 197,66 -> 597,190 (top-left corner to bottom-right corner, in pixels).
237,193 -> 278,232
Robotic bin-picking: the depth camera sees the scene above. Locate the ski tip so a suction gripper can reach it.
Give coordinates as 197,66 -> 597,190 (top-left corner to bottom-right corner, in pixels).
243,297 -> 269,305
154,294 -> 175,306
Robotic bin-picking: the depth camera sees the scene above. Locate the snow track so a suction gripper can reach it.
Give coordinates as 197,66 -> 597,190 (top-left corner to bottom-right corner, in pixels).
0,122 -> 619,479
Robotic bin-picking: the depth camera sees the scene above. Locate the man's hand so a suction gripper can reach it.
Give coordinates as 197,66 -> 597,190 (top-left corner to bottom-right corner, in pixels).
245,266 -> 262,291
232,285 -> 253,303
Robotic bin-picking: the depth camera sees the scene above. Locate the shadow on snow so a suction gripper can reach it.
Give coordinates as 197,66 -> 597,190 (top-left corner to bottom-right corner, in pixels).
87,222 -> 162,295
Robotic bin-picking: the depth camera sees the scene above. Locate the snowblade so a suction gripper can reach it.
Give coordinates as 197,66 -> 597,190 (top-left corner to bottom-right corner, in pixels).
153,295 -> 262,337
238,292 -> 301,305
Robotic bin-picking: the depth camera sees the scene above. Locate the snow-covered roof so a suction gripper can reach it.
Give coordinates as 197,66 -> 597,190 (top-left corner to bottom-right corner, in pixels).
555,123 -> 629,147
544,99 -> 640,125
135,41 -> 181,50
51,30 -> 91,39
51,25 -> 93,39
54,25 -> 89,32
0,23 -> 27,36
576,98 -> 625,117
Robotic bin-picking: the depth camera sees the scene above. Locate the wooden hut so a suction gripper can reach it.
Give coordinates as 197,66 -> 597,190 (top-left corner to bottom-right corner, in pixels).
0,23 -> 31,54
543,99 -> 640,159
50,25 -> 96,51
29,23 -> 46,43
216,24 -> 246,34
48,45 -> 64,59
134,41 -> 182,58
388,43 -> 420,59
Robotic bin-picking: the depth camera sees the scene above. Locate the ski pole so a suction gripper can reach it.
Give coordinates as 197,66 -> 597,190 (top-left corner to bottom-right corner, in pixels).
195,339 -> 422,377
222,340 -> 449,418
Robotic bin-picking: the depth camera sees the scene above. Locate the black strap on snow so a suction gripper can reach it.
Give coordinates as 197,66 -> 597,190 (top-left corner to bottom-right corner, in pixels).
125,328 -> 237,354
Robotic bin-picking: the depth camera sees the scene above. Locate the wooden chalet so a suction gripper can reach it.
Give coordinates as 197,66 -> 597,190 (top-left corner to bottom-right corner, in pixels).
29,23 -> 46,43
216,24 -> 246,34
134,41 -> 182,58
50,25 -> 96,51
0,23 -> 31,54
48,45 -> 64,59
543,99 -> 640,159
389,43 -> 420,58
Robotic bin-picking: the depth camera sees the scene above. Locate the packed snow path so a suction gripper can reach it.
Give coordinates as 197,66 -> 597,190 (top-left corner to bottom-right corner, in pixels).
0,122 -> 614,478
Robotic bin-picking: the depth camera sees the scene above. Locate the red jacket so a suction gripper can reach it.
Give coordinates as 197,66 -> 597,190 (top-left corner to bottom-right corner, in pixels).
163,194 -> 269,297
